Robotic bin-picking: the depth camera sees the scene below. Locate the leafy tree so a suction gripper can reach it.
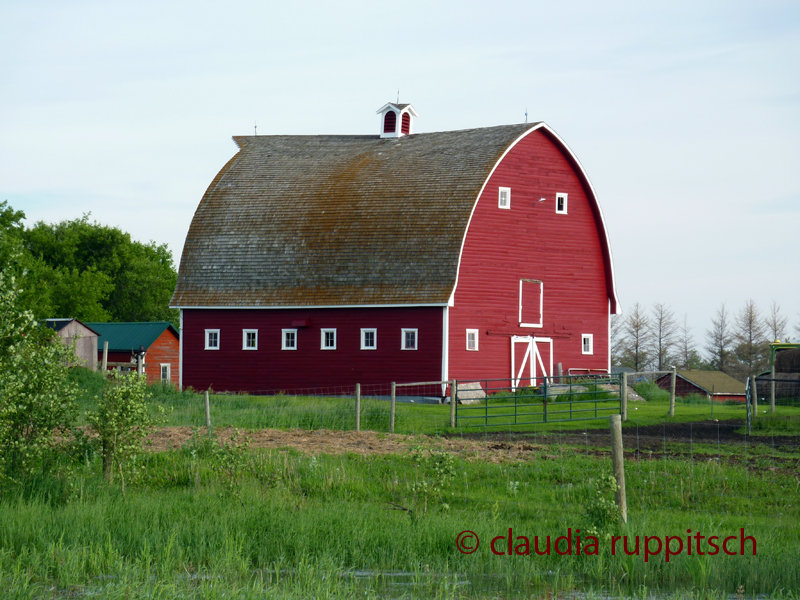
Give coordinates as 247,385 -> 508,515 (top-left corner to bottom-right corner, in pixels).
12,207 -> 178,325
705,303 -> 733,374
650,303 -> 677,371
0,261 -> 78,485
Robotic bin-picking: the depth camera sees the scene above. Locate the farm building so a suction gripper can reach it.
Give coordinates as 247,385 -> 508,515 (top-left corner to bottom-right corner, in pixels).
86,322 -> 180,387
171,104 -> 619,393
755,342 -> 800,402
655,370 -> 746,403
44,319 -> 99,371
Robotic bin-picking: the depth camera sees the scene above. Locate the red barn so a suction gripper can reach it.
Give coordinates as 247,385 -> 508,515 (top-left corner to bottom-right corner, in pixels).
171,104 -> 619,393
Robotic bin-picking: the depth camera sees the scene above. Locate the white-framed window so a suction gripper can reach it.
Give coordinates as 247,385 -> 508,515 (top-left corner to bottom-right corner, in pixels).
498,187 -> 511,210
361,328 -> 377,350
321,328 -> 337,350
160,364 -> 170,383
401,328 -> 418,350
242,329 -> 258,350
582,334 -> 594,355
205,329 -> 220,350
466,329 -> 479,351
556,192 -> 568,214
519,279 -> 544,328
282,329 -> 297,350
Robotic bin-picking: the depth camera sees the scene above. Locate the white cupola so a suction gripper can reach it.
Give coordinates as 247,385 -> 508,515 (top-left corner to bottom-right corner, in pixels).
376,103 -> 417,138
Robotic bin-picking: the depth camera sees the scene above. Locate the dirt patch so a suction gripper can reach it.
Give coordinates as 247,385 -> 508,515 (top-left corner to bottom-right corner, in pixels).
144,427 -> 546,463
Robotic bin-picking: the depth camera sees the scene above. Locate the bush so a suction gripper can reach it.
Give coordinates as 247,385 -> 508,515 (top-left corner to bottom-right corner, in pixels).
0,267 -> 78,487
88,371 -> 164,496
632,381 -> 670,402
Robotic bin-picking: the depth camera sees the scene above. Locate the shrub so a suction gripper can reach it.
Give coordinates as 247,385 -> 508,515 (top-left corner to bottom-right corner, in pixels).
88,371 -> 164,496
0,267 -> 78,487
632,381 -> 670,402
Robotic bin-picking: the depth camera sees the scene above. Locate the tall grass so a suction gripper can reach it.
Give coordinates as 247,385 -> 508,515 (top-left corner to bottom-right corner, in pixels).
0,426 -> 798,598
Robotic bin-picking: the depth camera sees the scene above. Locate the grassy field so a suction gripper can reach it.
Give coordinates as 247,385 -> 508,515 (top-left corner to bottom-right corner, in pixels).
4,369 -> 793,599
69,368 -> 800,437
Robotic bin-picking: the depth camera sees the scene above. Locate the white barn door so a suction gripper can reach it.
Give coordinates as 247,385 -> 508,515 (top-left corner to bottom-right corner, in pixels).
511,336 -> 553,391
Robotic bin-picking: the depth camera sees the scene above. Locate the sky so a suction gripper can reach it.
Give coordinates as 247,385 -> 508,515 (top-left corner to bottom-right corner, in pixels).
2,0 -> 799,351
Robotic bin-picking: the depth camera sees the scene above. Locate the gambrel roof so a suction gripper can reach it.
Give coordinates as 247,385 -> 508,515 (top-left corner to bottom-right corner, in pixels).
171,123 -> 618,310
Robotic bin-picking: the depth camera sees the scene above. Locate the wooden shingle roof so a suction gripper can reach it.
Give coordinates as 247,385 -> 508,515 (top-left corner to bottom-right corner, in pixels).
171,123 -> 618,309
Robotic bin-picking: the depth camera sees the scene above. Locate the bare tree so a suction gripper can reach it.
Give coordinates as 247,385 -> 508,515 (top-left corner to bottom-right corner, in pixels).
764,300 -> 788,343
732,300 -> 768,379
676,314 -> 704,370
705,303 -> 733,374
610,313 -> 625,366
650,303 -> 678,371
619,302 -> 651,372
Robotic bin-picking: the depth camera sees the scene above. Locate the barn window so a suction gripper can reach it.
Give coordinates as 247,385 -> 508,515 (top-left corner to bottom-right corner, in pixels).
556,193 -> 568,214
519,279 -> 543,328
361,328 -> 377,350
205,329 -> 220,350
401,112 -> 411,135
383,111 -> 397,134
582,334 -> 593,355
160,364 -> 170,383
402,328 -> 418,350
321,328 -> 337,350
498,187 -> 510,209
466,329 -> 479,351
282,329 -> 297,350
242,329 -> 258,350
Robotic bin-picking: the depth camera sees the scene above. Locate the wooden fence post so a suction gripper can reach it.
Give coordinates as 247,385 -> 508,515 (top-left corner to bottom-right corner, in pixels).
390,382 -> 396,433
770,364 -> 776,413
204,390 -> 211,429
621,372 -> 628,421
101,341 -> 108,373
355,383 -> 361,432
609,414 -> 628,524
669,366 -> 677,417
450,379 -> 456,428
137,353 -> 143,376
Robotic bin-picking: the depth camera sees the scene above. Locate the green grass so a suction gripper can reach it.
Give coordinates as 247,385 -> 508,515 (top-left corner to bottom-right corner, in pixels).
0,427 -> 798,599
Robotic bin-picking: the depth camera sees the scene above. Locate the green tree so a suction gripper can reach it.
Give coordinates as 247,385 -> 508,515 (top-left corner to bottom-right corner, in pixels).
18,209 -> 178,325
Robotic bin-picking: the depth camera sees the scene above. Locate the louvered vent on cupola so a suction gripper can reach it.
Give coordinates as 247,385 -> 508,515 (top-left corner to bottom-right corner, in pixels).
376,102 -> 418,138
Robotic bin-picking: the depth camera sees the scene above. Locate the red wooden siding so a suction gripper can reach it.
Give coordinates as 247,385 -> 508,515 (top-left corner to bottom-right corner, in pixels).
448,128 -> 611,384
182,306 -> 444,393
145,329 -> 180,386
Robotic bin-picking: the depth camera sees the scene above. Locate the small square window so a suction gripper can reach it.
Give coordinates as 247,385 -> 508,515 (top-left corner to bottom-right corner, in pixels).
498,187 -> 511,210
402,328 -> 418,350
361,328 -> 377,350
242,329 -> 258,350
282,329 -> 297,350
205,329 -> 220,350
556,193 -> 568,214
160,364 -> 170,383
321,328 -> 337,350
466,329 -> 479,351
582,334 -> 593,355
